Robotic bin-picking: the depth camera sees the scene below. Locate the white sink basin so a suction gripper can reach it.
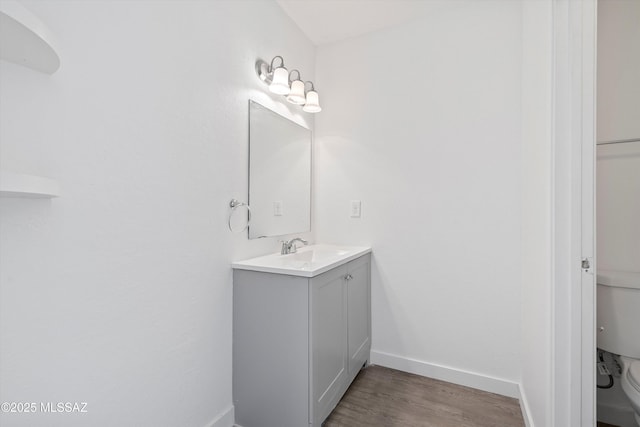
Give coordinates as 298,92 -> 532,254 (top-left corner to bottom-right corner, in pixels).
232,244 -> 371,277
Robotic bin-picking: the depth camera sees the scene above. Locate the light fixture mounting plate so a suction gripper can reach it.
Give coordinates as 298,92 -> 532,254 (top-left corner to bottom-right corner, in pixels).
255,59 -> 273,85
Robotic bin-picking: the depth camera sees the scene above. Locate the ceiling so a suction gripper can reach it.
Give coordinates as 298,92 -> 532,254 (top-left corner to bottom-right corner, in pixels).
276,0 -> 442,46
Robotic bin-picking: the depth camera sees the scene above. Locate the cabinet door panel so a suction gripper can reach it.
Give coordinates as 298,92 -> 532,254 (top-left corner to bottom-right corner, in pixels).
233,271 -> 310,427
348,256 -> 371,375
310,266 -> 347,424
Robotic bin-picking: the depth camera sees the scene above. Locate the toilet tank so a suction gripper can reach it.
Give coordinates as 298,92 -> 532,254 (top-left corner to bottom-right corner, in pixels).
597,270 -> 640,358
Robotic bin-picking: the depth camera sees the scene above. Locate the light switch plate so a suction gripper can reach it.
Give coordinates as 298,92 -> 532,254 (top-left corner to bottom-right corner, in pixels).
273,201 -> 283,216
350,200 -> 361,218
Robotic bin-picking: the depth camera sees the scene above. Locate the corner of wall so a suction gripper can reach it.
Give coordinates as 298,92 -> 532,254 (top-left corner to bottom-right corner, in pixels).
518,383 -> 535,427
204,405 -> 235,427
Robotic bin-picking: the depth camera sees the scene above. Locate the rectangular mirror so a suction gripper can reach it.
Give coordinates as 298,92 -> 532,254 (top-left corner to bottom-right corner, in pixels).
248,100 -> 311,239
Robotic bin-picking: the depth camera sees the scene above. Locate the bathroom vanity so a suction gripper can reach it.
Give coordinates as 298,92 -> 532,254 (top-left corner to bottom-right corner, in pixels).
232,245 -> 371,427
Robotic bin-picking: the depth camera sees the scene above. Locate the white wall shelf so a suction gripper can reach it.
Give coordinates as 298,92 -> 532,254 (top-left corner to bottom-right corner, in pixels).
0,0 -> 60,74
0,171 -> 60,198
0,2 -> 60,199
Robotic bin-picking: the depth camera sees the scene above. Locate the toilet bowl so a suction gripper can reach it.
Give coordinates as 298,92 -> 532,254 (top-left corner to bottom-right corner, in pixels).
597,270 -> 640,426
620,356 -> 640,426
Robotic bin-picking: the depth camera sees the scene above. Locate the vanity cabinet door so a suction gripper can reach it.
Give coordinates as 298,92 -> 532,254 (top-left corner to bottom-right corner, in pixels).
310,265 -> 348,425
347,254 -> 371,376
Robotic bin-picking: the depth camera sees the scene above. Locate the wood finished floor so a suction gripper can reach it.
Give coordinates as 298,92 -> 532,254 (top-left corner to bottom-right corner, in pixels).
324,365 -> 525,427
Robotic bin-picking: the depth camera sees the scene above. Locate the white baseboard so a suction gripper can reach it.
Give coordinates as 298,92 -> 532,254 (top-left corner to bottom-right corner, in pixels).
203,405 -> 235,427
518,384 -> 534,427
370,350 -> 520,398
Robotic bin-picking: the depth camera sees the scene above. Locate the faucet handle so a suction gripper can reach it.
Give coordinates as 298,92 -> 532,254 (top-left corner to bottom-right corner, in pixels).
280,240 -> 289,255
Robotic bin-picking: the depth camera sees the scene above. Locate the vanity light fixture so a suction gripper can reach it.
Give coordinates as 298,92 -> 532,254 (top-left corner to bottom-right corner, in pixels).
256,56 -> 321,113
265,56 -> 290,95
302,82 -> 321,113
286,70 -> 306,105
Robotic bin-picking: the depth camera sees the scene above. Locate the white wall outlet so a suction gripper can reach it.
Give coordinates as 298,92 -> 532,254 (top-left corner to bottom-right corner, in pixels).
350,200 -> 361,218
273,201 -> 283,216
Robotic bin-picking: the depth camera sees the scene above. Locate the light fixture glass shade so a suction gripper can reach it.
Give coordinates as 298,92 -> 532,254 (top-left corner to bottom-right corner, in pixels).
286,80 -> 306,105
269,67 -> 290,95
303,90 -> 322,113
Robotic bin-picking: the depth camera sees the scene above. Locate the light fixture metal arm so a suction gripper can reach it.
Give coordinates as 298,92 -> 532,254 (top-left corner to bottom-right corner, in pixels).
269,55 -> 285,73
288,69 -> 302,83
303,81 -> 315,92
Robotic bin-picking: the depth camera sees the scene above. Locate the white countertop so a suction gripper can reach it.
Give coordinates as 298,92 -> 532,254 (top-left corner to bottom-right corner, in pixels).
231,244 -> 372,278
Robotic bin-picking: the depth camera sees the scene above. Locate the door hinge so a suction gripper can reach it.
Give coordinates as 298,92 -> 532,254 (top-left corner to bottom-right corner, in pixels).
582,257 -> 594,275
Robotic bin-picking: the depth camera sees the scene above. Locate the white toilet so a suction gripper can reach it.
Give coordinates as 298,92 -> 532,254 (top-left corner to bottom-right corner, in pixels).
597,270 -> 640,426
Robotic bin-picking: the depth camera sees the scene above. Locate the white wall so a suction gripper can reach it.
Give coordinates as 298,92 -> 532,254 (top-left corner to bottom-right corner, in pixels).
519,0 -> 553,425
596,142 -> 640,277
0,1 -> 315,426
597,0 -> 640,274
597,0 -> 640,143
314,0 -> 523,395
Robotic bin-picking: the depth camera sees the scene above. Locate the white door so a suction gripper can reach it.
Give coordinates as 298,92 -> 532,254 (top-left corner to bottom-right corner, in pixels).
579,0 -> 597,424
556,0 -> 597,425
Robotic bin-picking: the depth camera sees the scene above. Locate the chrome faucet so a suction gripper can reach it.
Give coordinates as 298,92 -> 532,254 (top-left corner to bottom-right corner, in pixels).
281,238 -> 309,254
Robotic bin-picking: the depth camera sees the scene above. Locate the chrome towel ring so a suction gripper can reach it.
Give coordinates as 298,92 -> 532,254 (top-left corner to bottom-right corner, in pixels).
228,199 -> 251,233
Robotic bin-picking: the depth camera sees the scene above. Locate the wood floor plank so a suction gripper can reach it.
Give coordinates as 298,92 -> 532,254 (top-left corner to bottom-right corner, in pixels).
324,365 -> 525,427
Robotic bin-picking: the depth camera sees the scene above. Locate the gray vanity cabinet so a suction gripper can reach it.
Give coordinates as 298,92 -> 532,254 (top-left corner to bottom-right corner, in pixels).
346,255 -> 371,377
233,254 -> 371,427
310,264 -> 348,425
